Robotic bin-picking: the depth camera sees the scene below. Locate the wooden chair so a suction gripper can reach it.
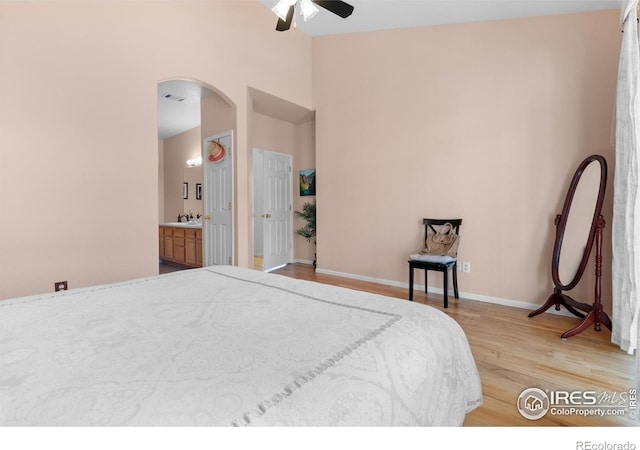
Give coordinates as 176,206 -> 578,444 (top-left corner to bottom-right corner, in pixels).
408,218 -> 462,308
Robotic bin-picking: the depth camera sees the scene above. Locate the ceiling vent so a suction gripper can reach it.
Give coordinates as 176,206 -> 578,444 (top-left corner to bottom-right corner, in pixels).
162,93 -> 186,102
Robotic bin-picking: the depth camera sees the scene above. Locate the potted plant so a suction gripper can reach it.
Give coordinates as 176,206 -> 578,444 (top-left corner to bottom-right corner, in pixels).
295,200 -> 316,269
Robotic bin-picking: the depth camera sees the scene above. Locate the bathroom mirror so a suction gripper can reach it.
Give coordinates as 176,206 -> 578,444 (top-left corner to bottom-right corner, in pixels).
183,166 -> 203,217
529,154 -> 611,338
552,155 -> 607,290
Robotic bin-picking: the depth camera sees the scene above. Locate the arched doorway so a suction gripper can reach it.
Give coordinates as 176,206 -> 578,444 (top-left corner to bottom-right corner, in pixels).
157,78 -> 236,270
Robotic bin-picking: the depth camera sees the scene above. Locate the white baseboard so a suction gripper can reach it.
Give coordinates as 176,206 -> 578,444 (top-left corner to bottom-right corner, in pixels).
292,259 -> 314,266
315,267 -> 575,318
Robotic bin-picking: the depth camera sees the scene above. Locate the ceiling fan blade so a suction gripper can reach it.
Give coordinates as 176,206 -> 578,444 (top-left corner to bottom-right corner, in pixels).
276,5 -> 295,31
312,0 -> 354,19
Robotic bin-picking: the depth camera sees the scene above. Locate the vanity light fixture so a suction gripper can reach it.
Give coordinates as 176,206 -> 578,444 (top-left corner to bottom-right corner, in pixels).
186,157 -> 202,167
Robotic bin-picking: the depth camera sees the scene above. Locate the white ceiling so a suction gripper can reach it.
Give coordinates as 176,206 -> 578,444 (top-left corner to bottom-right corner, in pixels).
158,80 -> 212,140
158,0 -> 623,139
258,0 -> 622,36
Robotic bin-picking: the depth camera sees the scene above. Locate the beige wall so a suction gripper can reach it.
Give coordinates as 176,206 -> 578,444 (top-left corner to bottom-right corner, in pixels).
0,1 -> 312,300
201,93 -> 236,148
294,120 -> 317,263
313,10 -> 620,311
158,139 -> 165,223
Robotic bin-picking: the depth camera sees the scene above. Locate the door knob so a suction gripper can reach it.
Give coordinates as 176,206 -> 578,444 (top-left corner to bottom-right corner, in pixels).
262,213 -> 271,219
204,215 -> 211,220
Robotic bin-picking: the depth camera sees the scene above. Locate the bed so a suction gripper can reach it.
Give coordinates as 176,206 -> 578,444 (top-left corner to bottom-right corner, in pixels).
0,266 -> 482,426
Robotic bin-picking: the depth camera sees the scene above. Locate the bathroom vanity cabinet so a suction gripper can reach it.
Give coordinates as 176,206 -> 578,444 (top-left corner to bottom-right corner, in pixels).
159,225 -> 203,268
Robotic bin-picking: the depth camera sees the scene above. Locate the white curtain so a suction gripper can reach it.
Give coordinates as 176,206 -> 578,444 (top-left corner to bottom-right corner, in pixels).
613,0 -> 640,355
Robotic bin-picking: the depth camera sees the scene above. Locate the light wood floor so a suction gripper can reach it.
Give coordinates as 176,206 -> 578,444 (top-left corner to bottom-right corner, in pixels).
273,263 -> 638,427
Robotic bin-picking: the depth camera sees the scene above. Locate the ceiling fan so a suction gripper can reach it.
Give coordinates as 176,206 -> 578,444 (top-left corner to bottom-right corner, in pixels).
272,0 -> 354,32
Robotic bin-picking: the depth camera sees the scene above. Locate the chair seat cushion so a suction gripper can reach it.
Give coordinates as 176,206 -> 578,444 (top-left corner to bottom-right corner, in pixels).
409,254 -> 456,264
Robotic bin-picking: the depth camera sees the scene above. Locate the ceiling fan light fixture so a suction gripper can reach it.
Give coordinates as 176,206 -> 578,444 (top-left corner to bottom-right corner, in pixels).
273,0 -> 353,32
299,0 -> 319,21
272,0 -> 298,21
272,0 -> 293,21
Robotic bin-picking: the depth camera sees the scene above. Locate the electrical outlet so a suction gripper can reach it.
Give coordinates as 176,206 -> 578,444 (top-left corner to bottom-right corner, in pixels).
55,281 -> 68,292
462,262 -> 471,273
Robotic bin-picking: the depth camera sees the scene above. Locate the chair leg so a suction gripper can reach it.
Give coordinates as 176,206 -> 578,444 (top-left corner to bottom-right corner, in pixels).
424,269 -> 428,294
453,264 -> 459,299
443,269 -> 448,308
409,265 -> 414,301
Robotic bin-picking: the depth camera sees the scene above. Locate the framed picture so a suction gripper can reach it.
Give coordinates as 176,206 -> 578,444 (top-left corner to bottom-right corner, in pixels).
196,183 -> 202,200
183,182 -> 188,200
299,169 -> 316,196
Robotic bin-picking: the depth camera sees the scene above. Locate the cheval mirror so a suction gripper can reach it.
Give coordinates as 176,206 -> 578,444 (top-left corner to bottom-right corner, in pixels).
528,154 -> 612,338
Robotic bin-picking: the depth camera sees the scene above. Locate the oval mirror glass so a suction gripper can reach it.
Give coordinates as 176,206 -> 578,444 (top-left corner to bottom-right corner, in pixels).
552,156 -> 606,290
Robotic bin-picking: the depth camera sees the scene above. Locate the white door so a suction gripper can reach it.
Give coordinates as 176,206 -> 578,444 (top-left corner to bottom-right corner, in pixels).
203,131 -> 233,266
261,150 -> 293,272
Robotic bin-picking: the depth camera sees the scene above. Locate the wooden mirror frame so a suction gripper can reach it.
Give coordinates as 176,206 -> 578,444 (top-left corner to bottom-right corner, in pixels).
552,155 -> 607,291
529,154 -> 612,339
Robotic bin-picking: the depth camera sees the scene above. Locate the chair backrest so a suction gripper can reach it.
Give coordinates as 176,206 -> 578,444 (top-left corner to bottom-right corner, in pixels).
423,218 -> 462,239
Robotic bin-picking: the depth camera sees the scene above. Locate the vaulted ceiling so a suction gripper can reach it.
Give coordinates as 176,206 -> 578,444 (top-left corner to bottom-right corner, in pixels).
159,0 -> 622,139
258,0 -> 621,36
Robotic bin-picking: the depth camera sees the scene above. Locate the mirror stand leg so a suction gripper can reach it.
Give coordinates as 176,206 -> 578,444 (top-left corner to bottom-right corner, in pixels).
560,216 -> 612,338
561,294 -> 589,319
528,292 -> 560,318
561,310 -> 596,339
528,288 -> 586,319
561,304 -> 612,339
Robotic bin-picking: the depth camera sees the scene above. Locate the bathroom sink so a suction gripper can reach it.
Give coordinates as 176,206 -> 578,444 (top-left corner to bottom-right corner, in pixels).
161,222 -> 202,228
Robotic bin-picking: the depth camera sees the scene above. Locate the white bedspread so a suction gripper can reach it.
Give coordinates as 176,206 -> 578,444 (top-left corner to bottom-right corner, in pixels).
0,266 -> 482,426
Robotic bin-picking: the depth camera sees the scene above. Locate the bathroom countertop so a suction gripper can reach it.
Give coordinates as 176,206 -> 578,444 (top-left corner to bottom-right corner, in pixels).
160,222 -> 202,229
